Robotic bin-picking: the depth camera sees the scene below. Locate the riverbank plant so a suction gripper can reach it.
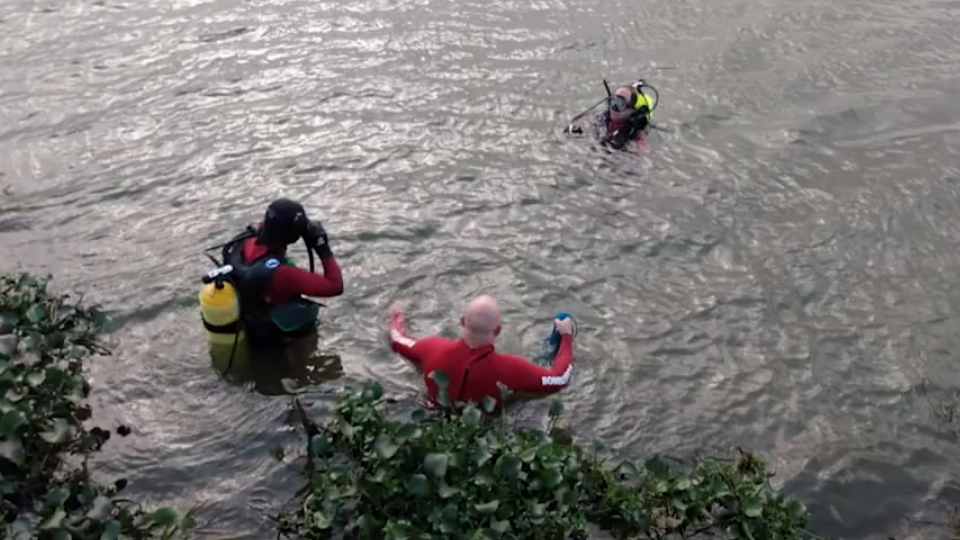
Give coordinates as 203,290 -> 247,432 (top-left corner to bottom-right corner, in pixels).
278,373 -> 814,540
0,273 -> 193,539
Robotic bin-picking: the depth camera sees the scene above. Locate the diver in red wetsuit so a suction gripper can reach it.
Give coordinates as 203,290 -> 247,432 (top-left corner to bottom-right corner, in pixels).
387,295 -> 575,411
237,198 -> 344,303
217,198 -> 344,347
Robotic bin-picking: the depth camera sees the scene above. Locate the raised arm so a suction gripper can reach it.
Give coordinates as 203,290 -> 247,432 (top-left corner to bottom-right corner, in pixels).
500,332 -> 574,395
275,261 -> 343,299
388,301 -> 429,369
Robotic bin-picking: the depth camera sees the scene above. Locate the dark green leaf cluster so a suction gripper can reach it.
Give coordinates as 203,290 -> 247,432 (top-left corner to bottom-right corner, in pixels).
280,376 -> 814,540
0,273 -> 194,540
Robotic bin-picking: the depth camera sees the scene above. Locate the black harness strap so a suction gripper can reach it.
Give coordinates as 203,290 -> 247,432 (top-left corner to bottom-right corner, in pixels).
202,318 -> 242,334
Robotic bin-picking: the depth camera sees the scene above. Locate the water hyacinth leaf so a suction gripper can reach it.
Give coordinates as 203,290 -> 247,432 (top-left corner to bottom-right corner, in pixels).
407,474 -> 430,496
437,482 -> 460,499
644,455 -> 670,477
40,418 -> 73,444
674,474 -> 692,491
0,334 -> 17,357
423,453 -> 449,478
93,309 -> 109,328
437,390 -> 451,408
0,410 -> 27,437
490,519 -> 510,533
439,517 -> 459,534
495,454 -> 522,478
70,345 -> 88,359
540,468 -> 563,489
474,472 -> 495,486
462,405 -> 482,423
428,370 -> 449,390
100,519 -> 120,540
475,500 -> 499,515
10,517 -> 32,540
101,520 -> 121,540
429,370 -> 451,406
356,514 -> 378,535
45,366 -> 66,387
0,439 -> 24,465
21,332 -> 40,352
50,530 -> 71,540
309,435 -> 330,456
396,423 -> 422,441
362,381 -> 383,401
384,520 -> 411,540
66,386 -> 84,405
369,468 -> 388,484
742,496 -> 763,518
786,499 -> 807,521
46,488 -> 69,507
519,447 -> 537,463
616,460 -> 639,476
548,400 -> 563,419
558,486 -> 577,506
482,396 -> 497,413
374,434 -> 399,459
0,397 -> 14,413
45,331 -> 66,350
87,495 -> 113,521
41,509 -> 66,529
26,303 -> 46,324
311,511 -> 331,529
150,507 -> 180,527
0,312 -> 18,333
27,370 -> 46,387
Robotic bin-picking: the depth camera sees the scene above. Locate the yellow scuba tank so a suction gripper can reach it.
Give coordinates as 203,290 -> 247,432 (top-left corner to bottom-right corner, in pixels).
198,265 -> 245,346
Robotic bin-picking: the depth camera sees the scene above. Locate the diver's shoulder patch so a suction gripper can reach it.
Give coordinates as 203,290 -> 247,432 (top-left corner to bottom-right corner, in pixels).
265,258 -> 280,269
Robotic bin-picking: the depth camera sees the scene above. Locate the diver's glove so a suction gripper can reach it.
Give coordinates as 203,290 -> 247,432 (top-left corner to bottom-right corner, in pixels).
303,219 -> 333,258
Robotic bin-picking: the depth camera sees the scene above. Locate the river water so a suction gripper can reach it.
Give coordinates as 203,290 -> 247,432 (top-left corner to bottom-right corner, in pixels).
3,0 -> 960,537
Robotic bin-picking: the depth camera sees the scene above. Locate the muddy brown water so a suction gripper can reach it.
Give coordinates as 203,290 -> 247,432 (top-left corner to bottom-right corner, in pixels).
3,0 -> 960,537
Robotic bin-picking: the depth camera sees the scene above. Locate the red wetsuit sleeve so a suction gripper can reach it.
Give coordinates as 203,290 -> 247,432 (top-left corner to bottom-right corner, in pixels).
388,312 -> 435,368
499,335 -> 574,394
269,256 -> 344,301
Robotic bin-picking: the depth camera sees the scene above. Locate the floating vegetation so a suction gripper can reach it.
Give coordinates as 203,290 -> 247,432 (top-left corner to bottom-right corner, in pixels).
278,372 -> 816,540
0,273 -> 193,540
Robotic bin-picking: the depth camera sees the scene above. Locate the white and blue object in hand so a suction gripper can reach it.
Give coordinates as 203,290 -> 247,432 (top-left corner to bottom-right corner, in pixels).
535,312 -> 577,365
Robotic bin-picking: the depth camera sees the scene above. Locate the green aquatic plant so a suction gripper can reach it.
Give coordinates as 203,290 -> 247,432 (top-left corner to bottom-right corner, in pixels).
278,372 -> 814,540
0,273 -> 193,540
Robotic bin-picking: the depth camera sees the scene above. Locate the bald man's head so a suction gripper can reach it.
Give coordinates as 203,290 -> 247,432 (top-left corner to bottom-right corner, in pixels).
460,294 -> 502,348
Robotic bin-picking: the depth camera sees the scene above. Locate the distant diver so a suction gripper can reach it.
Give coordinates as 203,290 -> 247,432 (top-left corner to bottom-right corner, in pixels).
565,78 -> 660,152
